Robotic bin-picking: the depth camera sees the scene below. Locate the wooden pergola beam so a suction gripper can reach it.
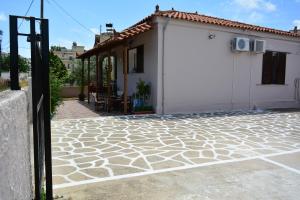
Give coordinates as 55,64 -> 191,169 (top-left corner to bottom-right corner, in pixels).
123,46 -> 128,114
87,57 -> 90,103
107,50 -> 112,112
96,54 -> 99,100
79,58 -> 85,101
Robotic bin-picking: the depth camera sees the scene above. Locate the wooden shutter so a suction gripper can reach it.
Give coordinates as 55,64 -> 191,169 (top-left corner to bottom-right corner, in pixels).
136,45 -> 144,73
276,52 -> 286,84
262,51 -> 273,84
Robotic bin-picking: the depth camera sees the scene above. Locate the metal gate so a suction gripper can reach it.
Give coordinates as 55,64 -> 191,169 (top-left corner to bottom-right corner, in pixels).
9,15 -> 53,200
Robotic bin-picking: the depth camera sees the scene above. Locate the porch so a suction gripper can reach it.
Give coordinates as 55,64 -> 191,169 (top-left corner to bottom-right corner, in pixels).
77,23 -> 154,115
79,46 -> 131,114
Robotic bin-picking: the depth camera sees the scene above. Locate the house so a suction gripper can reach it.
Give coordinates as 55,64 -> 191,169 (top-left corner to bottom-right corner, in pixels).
53,42 -> 84,71
77,5 -> 300,114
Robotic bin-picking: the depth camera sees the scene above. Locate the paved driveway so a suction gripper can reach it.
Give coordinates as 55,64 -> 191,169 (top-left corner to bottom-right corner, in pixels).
51,111 -> 300,190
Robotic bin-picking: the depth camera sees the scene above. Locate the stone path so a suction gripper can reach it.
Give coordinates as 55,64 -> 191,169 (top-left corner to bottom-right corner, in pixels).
53,100 -> 118,120
51,110 -> 300,189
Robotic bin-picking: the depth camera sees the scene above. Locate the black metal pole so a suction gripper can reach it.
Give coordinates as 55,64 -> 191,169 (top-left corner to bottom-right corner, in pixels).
9,15 -> 20,90
41,18 -> 53,200
0,32 -> 2,78
41,0 -> 44,18
87,57 -> 90,103
29,17 -> 42,200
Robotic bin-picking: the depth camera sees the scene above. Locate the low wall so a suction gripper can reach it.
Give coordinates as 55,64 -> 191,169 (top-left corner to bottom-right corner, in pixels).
0,89 -> 32,200
60,86 -> 88,98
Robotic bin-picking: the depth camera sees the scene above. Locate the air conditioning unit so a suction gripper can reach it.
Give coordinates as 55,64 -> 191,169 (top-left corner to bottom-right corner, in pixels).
252,39 -> 266,53
232,37 -> 250,52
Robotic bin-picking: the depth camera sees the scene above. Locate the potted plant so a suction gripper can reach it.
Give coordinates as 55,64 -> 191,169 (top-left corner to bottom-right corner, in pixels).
132,79 -> 154,114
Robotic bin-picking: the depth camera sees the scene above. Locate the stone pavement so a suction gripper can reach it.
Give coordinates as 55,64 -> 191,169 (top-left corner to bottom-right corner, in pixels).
51,110 -> 300,190
53,100 -> 118,120
54,153 -> 300,200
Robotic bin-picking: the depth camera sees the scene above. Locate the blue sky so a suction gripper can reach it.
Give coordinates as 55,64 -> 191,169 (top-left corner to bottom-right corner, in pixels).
0,0 -> 299,57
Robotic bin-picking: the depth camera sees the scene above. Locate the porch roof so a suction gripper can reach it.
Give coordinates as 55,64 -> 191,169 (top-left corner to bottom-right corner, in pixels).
77,7 -> 300,59
77,22 -> 152,58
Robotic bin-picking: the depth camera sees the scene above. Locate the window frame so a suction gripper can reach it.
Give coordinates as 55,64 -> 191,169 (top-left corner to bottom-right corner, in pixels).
261,50 -> 287,85
127,45 -> 144,74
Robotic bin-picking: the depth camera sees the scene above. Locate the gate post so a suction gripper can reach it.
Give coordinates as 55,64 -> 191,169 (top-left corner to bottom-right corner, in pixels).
41,18 -> 53,200
9,15 -> 20,90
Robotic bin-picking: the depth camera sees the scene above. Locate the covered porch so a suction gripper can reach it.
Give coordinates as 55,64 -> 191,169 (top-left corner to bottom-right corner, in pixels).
79,46 -> 130,114
76,22 -> 153,114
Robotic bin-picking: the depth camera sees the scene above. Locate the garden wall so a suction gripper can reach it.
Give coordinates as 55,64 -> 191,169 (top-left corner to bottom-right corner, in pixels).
60,86 -> 88,98
0,89 -> 33,200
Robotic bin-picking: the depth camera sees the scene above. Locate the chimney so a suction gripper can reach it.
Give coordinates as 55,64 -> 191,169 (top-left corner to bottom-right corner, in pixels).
294,26 -> 298,33
155,5 -> 160,13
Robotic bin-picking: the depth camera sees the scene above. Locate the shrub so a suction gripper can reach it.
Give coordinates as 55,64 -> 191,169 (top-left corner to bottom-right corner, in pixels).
50,70 -> 64,115
49,52 -> 67,115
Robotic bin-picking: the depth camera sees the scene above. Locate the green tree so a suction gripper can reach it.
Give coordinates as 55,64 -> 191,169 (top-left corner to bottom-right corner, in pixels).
67,57 -> 96,86
49,51 -> 67,115
49,51 -> 67,79
50,46 -> 62,51
1,54 -> 30,72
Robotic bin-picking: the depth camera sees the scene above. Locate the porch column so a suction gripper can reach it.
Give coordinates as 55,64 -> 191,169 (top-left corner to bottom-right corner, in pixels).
96,54 -> 99,99
123,46 -> 128,114
87,57 -> 90,103
79,58 -> 85,101
107,50 -> 112,112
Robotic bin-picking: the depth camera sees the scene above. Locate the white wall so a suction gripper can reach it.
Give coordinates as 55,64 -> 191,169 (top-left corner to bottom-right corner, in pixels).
158,17 -> 300,114
111,29 -> 158,108
0,90 -> 33,200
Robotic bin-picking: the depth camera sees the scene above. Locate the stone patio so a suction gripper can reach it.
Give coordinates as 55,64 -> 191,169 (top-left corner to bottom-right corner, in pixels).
51,110 -> 300,189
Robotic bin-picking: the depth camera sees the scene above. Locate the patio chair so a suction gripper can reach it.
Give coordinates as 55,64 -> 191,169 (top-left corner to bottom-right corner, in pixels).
92,93 -> 106,111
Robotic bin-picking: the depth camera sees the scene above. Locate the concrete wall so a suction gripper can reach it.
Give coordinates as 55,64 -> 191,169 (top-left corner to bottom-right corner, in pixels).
157,17 -> 300,114
0,90 -> 32,200
60,86 -> 88,98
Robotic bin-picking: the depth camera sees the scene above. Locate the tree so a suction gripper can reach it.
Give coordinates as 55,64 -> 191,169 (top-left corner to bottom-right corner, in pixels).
0,54 -> 30,72
66,57 -> 96,86
50,46 -> 62,51
49,51 -> 67,115
49,51 -> 67,79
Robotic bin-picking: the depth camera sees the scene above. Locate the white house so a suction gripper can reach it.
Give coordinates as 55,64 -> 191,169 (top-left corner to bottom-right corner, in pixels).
78,6 -> 300,114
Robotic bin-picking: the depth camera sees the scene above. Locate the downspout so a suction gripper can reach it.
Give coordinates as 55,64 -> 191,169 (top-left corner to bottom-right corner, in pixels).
161,17 -> 170,115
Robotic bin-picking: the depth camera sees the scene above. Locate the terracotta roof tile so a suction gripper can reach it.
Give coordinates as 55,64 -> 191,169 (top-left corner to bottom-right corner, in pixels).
155,10 -> 299,37
78,9 -> 299,58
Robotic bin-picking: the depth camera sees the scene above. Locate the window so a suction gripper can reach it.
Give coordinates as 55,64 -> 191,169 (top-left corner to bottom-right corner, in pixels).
262,51 -> 286,84
128,45 -> 144,73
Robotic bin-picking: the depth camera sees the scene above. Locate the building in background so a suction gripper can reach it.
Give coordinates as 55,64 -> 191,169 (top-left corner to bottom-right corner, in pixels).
52,42 -> 84,71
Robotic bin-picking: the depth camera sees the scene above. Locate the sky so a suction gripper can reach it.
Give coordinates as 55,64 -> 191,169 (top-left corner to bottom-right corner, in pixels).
0,0 -> 299,58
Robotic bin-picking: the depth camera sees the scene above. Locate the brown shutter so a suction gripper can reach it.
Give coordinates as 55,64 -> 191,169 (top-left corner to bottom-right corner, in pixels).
136,45 -> 144,73
276,52 -> 286,84
262,51 -> 273,84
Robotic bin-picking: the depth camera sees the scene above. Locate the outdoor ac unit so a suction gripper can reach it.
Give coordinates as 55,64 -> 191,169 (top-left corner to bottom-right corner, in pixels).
252,39 -> 266,53
232,37 -> 250,52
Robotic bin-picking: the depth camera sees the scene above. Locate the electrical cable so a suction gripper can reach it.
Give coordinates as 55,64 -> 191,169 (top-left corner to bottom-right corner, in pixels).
49,0 -> 94,35
18,0 -> 35,29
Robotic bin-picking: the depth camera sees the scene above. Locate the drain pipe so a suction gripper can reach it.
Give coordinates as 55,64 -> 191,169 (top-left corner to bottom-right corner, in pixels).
161,17 -> 170,115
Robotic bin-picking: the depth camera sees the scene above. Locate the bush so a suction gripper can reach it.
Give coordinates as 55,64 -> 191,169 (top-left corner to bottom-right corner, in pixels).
50,70 -> 64,115
49,52 -> 67,115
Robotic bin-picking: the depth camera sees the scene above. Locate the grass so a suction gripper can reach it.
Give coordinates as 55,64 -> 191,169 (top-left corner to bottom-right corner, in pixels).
0,79 -> 9,92
0,79 -> 29,92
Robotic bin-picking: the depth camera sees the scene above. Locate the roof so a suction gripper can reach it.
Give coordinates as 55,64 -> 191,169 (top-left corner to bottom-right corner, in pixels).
78,8 -> 300,58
